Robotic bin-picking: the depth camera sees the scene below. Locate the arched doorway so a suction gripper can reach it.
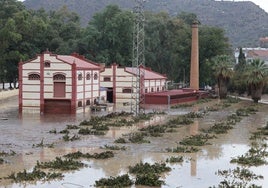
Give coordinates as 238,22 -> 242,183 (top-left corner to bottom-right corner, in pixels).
53,74 -> 66,97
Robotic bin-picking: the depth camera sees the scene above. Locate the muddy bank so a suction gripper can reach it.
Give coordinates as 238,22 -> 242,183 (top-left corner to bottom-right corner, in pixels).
0,98 -> 267,188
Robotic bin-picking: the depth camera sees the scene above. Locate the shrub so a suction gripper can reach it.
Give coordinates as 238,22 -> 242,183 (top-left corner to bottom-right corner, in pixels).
95,174 -> 133,187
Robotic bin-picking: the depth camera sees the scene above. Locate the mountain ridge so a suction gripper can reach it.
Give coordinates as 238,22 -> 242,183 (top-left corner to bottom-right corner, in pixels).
23,0 -> 268,48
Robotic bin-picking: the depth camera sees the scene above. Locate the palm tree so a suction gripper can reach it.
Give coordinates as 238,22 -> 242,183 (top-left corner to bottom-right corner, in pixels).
246,59 -> 268,103
211,55 -> 234,99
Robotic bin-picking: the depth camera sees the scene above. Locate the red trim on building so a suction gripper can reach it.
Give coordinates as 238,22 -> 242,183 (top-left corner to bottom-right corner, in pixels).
18,61 -> 23,113
112,63 -> 117,103
40,53 -> 45,114
71,63 -> 77,114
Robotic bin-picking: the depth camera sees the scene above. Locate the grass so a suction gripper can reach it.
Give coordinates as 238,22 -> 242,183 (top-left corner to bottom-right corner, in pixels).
100,145 -> 127,150
36,157 -> 85,171
95,174 -> 133,187
203,122 -> 233,134
129,161 -> 171,175
128,132 -> 150,144
179,134 -> 214,146
135,173 -> 164,186
32,139 -> 54,148
114,137 -> 127,144
63,151 -> 114,160
166,156 -> 183,163
212,167 -> 263,188
166,146 -> 199,153
78,127 -> 105,135
6,167 -> 63,182
62,134 -> 80,141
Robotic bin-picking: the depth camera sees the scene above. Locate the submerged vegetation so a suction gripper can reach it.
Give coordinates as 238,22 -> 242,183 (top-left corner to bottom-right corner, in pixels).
6,168 -> 63,182
166,156 -> 184,163
36,157 -> 85,171
95,174 -> 133,187
100,145 -> 127,150
2,99 -> 267,187
211,167 -> 264,188
63,151 -> 114,160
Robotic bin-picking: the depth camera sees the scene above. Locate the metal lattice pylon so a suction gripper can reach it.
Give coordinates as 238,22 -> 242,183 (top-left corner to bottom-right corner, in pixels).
131,0 -> 145,116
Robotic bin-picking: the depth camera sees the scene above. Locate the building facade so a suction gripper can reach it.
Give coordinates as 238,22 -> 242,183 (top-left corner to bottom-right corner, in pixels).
100,64 -> 167,104
19,51 -> 100,114
235,48 -> 268,65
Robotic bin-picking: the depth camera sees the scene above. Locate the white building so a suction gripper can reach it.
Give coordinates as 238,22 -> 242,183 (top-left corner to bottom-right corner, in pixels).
18,51 -> 101,114
100,64 -> 167,104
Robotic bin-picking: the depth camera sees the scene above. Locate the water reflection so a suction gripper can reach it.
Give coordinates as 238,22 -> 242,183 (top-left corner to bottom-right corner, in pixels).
0,100 -> 268,188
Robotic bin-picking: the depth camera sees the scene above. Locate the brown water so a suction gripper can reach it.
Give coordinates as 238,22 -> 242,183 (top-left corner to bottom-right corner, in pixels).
0,97 -> 267,188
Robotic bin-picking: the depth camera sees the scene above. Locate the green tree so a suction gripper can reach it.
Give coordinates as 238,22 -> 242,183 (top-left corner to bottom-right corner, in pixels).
0,0 -> 24,88
210,55 -> 234,99
232,48 -> 247,95
199,26 -> 231,87
81,5 -> 133,65
246,59 -> 268,103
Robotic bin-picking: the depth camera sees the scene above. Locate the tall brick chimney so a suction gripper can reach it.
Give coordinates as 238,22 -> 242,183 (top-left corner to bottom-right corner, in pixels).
190,21 -> 199,90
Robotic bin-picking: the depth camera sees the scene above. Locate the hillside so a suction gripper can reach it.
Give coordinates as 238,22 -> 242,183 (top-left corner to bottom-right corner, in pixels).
23,0 -> 268,48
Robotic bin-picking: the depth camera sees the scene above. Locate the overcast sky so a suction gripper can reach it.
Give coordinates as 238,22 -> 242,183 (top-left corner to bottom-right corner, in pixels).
17,0 -> 268,13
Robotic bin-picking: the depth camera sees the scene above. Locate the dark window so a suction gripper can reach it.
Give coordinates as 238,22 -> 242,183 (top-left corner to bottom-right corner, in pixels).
53,74 -> 65,81
103,77 -> 111,81
44,61 -> 51,67
151,88 -> 154,92
78,73 -> 82,80
122,88 -> 132,93
94,73 -> 98,80
78,101 -> 82,107
145,88 -> 148,93
86,100 -> 90,105
157,87 -> 159,92
86,73 -> 90,80
28,74 -> 40,80
162,86 -> 165,91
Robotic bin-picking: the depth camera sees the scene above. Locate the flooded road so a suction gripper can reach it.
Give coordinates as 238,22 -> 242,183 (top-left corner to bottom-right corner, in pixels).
0,96 -> 267,188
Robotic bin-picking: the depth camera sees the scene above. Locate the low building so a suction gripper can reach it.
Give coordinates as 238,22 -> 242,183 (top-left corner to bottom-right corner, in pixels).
235,48 -> 268,65
100,64 -> 167,104
18,51 -> 101,114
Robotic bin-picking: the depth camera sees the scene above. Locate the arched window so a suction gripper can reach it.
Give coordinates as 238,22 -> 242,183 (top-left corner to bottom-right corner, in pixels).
53,74 -> 66,81
78,73 -> 82,80
44,61 -> 51,68
78,101 -> 82,107
94,73 -> 98,80
28,74 -> 40,80
86,73 -> 90,80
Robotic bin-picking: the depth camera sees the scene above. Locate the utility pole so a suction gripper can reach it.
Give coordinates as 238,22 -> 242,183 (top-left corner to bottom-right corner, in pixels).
131,0 -> 145,116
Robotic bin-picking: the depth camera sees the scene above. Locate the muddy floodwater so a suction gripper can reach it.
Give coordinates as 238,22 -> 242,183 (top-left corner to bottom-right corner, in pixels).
0,96 -> 267,188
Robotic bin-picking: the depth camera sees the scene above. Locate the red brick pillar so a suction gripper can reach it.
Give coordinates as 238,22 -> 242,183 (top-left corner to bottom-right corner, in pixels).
112,63 -> 117,103
18,61 -> 23,113
71,63 -> 77,114
190,21 -> 199,90
40,53 -> 45,114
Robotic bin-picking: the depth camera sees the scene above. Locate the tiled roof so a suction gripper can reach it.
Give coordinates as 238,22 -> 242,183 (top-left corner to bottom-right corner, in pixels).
57,55 -> 100,69
247,49 -> 268,60
260,37 -> 268,43
125,66 -> 167,80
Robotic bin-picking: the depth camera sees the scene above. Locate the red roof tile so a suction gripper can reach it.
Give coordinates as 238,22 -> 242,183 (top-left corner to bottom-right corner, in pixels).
247,49 -> 268,59
125,67 -> 167,80
57,55 -> 100,69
